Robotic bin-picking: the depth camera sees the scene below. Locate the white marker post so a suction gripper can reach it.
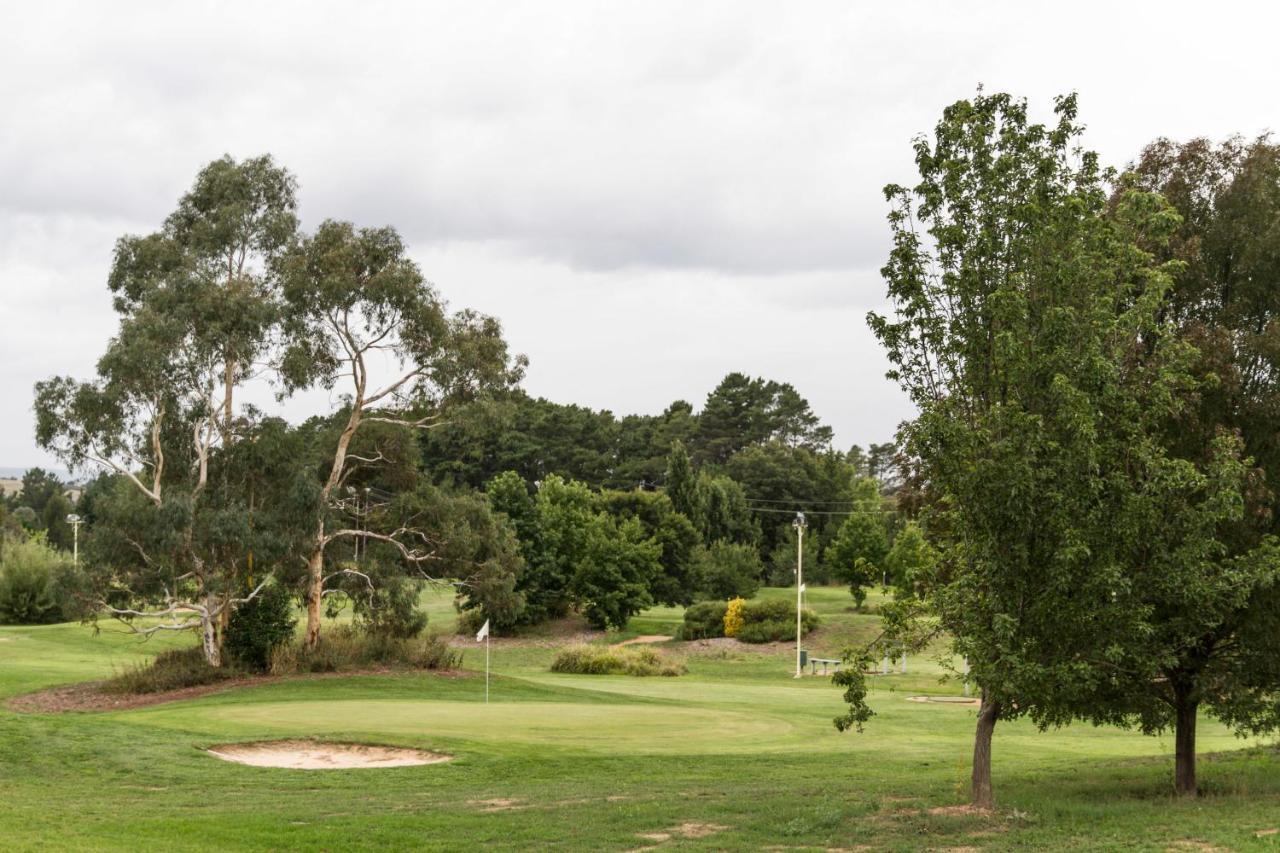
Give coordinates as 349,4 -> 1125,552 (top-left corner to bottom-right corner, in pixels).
793,512 -> 807,678
475,618 -> 491,703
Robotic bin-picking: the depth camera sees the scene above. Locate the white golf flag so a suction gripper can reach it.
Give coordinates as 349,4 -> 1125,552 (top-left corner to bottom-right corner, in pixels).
799,583 -> 806,593
475,619 -> 490,642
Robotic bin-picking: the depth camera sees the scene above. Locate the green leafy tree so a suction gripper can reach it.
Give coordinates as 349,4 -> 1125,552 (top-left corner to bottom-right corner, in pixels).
695,541 -> 763,600
856,91 -> 1257,808
1106,135 -> 1280,795
573,516 -> 660,630
277,219 -> 525,649
598,489 -> 701,606
824,479 -> 889,605
884,521 -> 935,594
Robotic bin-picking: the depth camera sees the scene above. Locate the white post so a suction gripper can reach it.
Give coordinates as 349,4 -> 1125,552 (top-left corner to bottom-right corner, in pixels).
900,648 -> 907,674
66,514 -> 81,569
794,513 -> 806,678
485,632 -> 490,704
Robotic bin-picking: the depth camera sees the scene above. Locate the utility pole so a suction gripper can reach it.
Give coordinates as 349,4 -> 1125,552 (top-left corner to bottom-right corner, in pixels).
793,511 -> 807,678
65,513 -> 82,568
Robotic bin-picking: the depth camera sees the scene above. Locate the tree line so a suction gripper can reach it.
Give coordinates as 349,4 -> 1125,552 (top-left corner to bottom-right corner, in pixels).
18,155 -> 914,672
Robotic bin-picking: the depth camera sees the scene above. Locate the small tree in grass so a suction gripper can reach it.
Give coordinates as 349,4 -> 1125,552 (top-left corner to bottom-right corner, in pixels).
824,478 -> 888,605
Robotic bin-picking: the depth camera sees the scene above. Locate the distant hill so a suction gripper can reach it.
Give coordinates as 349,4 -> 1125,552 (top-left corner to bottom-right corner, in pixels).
0,466 -> 76,482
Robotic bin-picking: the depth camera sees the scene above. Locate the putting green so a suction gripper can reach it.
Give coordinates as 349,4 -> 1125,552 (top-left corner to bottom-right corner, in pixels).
115,699 -> 798,756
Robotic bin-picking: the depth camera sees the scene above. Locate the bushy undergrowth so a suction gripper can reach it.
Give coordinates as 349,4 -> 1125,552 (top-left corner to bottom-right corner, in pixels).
224,582 -> 296,671
102,647 -> 238,695
0,535 -> 84,625
550,643 -> 685,677
676,600 -> 728,640
678,597 -> 819,643
269,625 -> 460,674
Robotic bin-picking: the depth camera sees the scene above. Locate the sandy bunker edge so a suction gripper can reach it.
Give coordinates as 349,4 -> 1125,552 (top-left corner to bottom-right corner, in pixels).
205,739 -> 453,769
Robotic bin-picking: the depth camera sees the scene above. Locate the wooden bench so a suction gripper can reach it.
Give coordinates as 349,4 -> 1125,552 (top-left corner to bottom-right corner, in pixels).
809,657 -> 842,675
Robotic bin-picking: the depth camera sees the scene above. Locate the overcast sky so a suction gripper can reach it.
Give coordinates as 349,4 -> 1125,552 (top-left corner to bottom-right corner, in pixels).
2,1 -> 1277,470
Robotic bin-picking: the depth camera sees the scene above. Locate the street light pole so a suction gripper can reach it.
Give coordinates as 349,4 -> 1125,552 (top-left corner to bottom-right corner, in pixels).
793,512 -> 807,678
65,514 -> 82,569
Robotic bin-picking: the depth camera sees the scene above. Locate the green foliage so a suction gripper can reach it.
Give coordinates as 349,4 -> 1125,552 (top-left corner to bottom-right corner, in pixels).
549,644 -> 685,677
224,583 -> 297,671
676,597 -> 817,643
765,526 -> 820,587
733,598 -> 819,643
0,535 -> 72,625
676,600 -> 728,640
824,478 -> 889,604
884,521 -> 935,593
696,541 -> 762,600
573,517 -> 660,630
492,473 -> 663,631
693,372 -> 833,465
102,647 -> 238,695
598,488 -> 700,606
864,90 -> 1267,797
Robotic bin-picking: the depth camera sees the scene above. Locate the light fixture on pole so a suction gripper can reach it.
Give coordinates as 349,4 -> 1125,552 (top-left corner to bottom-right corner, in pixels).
793,511 -> 807,678
65,513 -> 82,568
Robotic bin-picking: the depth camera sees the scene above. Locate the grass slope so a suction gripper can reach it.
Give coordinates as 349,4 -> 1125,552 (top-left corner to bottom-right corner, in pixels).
1,587 -> 1278,850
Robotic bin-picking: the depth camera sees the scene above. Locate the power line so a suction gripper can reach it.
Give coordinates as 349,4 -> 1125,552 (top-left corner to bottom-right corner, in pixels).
744,497 -> 860,506
746,506 -> 889,516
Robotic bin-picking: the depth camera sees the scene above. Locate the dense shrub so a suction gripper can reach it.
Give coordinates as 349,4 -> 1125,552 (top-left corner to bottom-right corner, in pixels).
676,599 -> 728,640
102,647 -> 238,695
0,535 -> 72,624
225,582 -> 297,671
269,625 -> 460,674
676,597 -> 818,643
550,644 -> 684,677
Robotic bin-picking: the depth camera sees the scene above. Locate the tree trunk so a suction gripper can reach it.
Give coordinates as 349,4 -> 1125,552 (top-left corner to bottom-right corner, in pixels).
1174,685 -> 1199,796
304,536 -> 325,651
972,692 -> 1001,810
201,606 -> 222,667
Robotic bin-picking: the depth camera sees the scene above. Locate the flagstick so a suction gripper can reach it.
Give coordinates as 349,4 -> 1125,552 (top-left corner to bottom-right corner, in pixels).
485,631 -> 490,704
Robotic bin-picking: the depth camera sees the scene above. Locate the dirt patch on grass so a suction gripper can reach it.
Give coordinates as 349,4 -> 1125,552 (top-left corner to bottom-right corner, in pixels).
7,668 -> 469,714
614,635 -> 672,647
207,740 -> 450,769
682,637 -> 790,656
637,822 -> 728,843
468,798 -> 526,812
927,804 -> 988,817
908,696 -> 982,708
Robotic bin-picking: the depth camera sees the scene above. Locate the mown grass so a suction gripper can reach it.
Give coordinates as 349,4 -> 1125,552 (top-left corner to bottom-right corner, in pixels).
1,586 -> 1278,850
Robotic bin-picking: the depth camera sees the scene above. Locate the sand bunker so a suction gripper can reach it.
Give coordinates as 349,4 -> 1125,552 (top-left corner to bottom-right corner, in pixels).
206,740 -> 451,769
907,695 -> 981,707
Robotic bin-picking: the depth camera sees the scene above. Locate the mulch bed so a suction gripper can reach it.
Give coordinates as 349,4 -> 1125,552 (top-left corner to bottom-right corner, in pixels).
7,667 -> 471,715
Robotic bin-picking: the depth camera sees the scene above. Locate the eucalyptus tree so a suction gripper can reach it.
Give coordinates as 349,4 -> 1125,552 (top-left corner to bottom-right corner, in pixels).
33,155 -> 297,665
856,92 -> 1256,807
278,220 -> 524,649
